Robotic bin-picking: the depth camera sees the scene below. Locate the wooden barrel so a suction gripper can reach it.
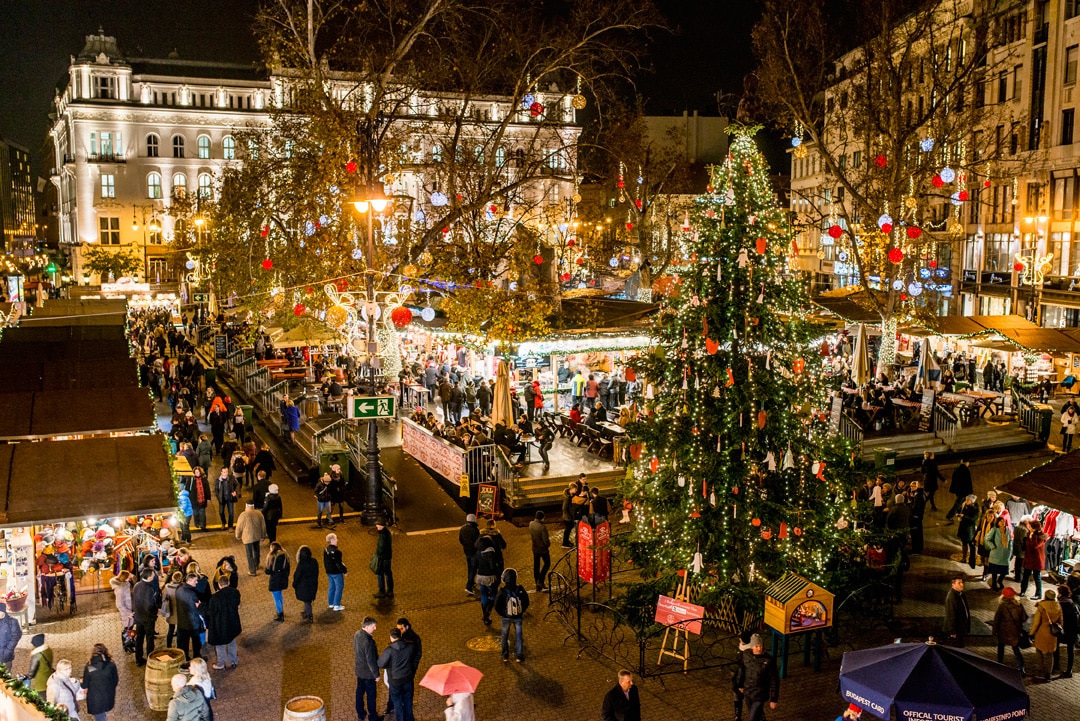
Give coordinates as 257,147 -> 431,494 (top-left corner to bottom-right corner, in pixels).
283,696 -> 326,721
144,648 -> 185,711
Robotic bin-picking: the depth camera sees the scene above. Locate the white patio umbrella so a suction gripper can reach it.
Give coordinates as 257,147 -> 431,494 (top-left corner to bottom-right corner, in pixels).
852,324 -> 871,386
916,337 -> 942,390
491,359 -> 514,427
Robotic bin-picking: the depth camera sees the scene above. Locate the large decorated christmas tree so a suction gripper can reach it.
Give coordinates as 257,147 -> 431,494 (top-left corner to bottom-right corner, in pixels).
621,127 -> 855,601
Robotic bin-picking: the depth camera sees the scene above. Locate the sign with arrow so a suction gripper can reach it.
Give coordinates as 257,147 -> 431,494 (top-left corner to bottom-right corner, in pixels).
192,293 -> 210,303
348,395 -> 396,420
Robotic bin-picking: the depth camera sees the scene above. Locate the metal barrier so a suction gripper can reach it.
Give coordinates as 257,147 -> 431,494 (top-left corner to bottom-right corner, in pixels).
311,418 -> 351,463
1014,390 -> 1035,432
484,445 -> 521,504
246,366 -> 270,397
262,380 -> 289,417
933,403 -> 958,446
222,348 -> 245,377
838,411 -> 864,448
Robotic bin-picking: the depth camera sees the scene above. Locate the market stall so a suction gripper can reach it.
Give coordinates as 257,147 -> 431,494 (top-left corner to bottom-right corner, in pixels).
0,435 -> 177,624
999,455 -> 1080,581
0,387 -> 156,441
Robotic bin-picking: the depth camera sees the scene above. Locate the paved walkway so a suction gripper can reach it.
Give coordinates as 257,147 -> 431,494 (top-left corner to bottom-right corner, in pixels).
13,437 -> 1080,719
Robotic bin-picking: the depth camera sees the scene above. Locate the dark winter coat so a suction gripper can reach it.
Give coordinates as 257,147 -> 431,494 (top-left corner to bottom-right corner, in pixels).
494,577 -> 530,619
324,544 -> 348,575
266,553 -> 290,593
252,450 -> 276,477
733,651 -> 780,703
949,464 -> 973,497
132,578 -> 163,625
375,528 -> 392,563
921,458 -> 944,494
601,683 -> 641,721
263,493 -> 283,524
377,639 -> 415,685
1061,597 -> 1080,644
251,479 -> 270,512
992,597 -> 1028,647
957,504 -> 978,543
354,629 -> 379,680
174,583 -> 203,632
943,589 -> 971,636
82,653 -> 119,715
458,521 -> 480,556
205,586 -> 242,646
292,554 -> 319,603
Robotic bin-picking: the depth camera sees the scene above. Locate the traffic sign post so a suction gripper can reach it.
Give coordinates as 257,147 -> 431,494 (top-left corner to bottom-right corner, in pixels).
192,293 -> 210,303
348,395 -> 396,420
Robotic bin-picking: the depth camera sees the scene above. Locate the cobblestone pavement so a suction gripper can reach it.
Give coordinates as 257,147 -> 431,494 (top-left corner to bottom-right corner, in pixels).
13,442 -> 1080,720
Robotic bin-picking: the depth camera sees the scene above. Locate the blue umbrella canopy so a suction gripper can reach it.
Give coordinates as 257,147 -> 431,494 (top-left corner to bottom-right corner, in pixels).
840,642 -> 1027,721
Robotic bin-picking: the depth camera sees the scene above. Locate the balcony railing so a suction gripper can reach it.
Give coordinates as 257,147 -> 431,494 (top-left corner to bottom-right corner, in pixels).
87,153 -> 126,164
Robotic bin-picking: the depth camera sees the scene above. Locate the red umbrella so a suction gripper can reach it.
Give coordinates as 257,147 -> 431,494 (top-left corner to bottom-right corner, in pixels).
419,661 -> 484,695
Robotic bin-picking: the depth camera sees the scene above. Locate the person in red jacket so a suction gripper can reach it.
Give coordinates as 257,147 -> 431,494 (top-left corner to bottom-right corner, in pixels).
1021,519 -> 1048,600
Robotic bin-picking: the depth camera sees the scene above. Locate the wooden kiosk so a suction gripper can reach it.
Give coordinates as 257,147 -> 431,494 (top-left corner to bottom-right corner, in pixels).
763,573 -> 834,678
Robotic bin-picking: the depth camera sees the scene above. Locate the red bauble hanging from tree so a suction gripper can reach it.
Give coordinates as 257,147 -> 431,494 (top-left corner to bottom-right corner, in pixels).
888,247 -> 905,263
390,306 -> 413,328
906,226 -> 922,239
533,254 -> 544,265
827,224 -> 843,239
293,303 -> 306,316
260,258 -> 273,270
874,154 -> 887,168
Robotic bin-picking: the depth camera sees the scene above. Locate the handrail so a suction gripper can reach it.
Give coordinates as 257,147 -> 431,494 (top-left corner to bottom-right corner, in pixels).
933,403 -> 958,446
245,365 -> 268,396
488,444 -> 521,503
838,411 -> 864,449
262,380 -> 289,415
311,418 -> 351,462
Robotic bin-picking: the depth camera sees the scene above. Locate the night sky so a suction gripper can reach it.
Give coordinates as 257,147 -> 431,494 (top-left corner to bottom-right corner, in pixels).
0,0 -> 760,173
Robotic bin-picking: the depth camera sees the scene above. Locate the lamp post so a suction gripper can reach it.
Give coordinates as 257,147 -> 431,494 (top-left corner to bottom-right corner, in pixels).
351,183 -> 391,526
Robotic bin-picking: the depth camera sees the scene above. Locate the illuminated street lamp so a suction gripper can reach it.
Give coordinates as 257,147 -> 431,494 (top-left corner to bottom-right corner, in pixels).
350,183 -> 391,526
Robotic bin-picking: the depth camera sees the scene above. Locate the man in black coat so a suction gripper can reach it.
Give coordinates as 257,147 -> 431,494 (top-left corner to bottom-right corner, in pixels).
386,618 -> 422,717
378,629 -> 415,721
174,573 -> 203,666
459,514 -> 480,595
601,670 -> 641,721
945,458 -> 973,521
131,568 -> 162,666
354,617 -> 380,721
733,635 -> 780,721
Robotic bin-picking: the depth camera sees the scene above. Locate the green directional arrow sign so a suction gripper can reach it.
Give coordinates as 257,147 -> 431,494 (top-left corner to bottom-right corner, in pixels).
349,395 -> 396,420
192,293 -> 210,303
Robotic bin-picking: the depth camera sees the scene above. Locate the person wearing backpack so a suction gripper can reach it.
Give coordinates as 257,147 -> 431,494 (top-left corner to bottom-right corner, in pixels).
494,568 -> 530,662
315,474 -> 335,529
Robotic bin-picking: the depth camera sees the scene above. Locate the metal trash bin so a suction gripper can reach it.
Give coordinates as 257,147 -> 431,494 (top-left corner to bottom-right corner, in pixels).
873,447 -> 898,475
205,367 -> 217,388
1033,403 -> 1053,443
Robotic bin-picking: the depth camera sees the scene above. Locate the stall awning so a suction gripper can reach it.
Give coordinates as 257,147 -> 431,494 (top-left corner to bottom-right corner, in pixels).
28,387 -> 156,439
811,294 -> 881,323
0,358 -> 140,393
0,325 -> 127,343
0,435 -> 176,525
0,339 -> 132,363
998,328 -> 1080,353
968,314 -> 1039,330
923,315 -> 995,337
999,453 -> 1080,518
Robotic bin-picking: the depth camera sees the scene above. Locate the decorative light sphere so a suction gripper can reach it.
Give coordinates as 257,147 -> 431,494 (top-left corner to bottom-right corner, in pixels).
571,94 -> 587,110
827,224 -> 844,239
352,247 -> 363,260
878,214 -> 893,229
906,226 -> 923,239
260,258 -> 273,270
920,138 -> 935,152
609,257 -> 619,268
939,167 -> 956,183
874,154 -> 887,168
888,247 -> 905,263
932,175 -> 945,188
430,192 -> 448,207
533,254 -> 544,265
304,221 -> 316,236
837,251 -> 849,262
345,160 -> 358,173
414,210 -> 426,222
908,282 -> 923,296
892,279 -> 905,291
420,307 -> 436,322
791,136 -> 802,147
522,93 -> 535,108
185,260 -> 196,270
529,101 -> 544,117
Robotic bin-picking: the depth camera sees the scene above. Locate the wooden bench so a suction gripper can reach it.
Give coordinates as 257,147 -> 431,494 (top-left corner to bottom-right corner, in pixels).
270,371 -> 308,380
257,359 -> 290,368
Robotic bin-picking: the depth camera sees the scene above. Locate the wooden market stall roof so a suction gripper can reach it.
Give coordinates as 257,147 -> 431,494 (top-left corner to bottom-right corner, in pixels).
0,325 -> 128,343
997,328 -> 1080,354
998,453 -> 1080,518
0,358 -> 140,393
0,435 -> 175,525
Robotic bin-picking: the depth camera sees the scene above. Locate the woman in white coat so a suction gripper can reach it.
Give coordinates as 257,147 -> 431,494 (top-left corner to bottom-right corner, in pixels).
46,659 -> 82,718
445,692 -> 475,721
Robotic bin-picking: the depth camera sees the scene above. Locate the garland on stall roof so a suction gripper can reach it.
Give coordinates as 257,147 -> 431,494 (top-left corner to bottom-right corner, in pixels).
0,662 -> 75,721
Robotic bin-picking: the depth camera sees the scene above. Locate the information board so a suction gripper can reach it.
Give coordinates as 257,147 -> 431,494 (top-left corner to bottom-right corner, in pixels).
654,594 -> 705,635
214,334 -> 228,359
476,484 -> 497,517
828,395 -> 843,435
577,521 -> 594,583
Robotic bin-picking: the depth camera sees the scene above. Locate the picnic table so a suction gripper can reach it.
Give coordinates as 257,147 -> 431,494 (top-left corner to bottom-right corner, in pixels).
890,398 -> 922,430
596,421 -> 626,437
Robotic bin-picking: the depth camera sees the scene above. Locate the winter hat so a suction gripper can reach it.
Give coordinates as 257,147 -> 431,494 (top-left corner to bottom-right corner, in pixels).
30,634 -> 45,647
268,484 -> 279,494
1045,589 -> 1058,600
466,513 -> 477,523
1001,587 -> 1016,598
748,634 -> 763,648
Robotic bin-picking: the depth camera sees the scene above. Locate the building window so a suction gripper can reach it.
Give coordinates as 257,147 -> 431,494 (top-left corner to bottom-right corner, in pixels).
985,233 -> 1017,272
173,135 -> 185,158
1068,46 -> 1079,86
246,140 -> 259,160
998,71 -> 1008,102
222,136 -> 235,160
101,174 -> 115,198
147,172 -> 162,199
197,135 -> 211,159
852,151 -> 862,167
99,216 -> 120,245
198,173 -> 213,199
172,173 -> 187,199
1069,0 -> 1080,21
1064,109 -> 1076,145
146,134 -> 159,158
474,145 -> 484,164
94,75 -> 116,99
1053,175 -> 1076,219
431,144 -> 443,163
495,147 -> 506,168
1013,65 -> 1023,100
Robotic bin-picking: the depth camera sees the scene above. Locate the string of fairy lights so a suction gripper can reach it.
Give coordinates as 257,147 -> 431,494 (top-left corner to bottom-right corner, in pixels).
622,130 -> 851,590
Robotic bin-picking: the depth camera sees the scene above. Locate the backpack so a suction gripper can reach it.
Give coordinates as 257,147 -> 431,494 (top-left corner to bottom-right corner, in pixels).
505,588 -> 522,617
232,456 -> 247,474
